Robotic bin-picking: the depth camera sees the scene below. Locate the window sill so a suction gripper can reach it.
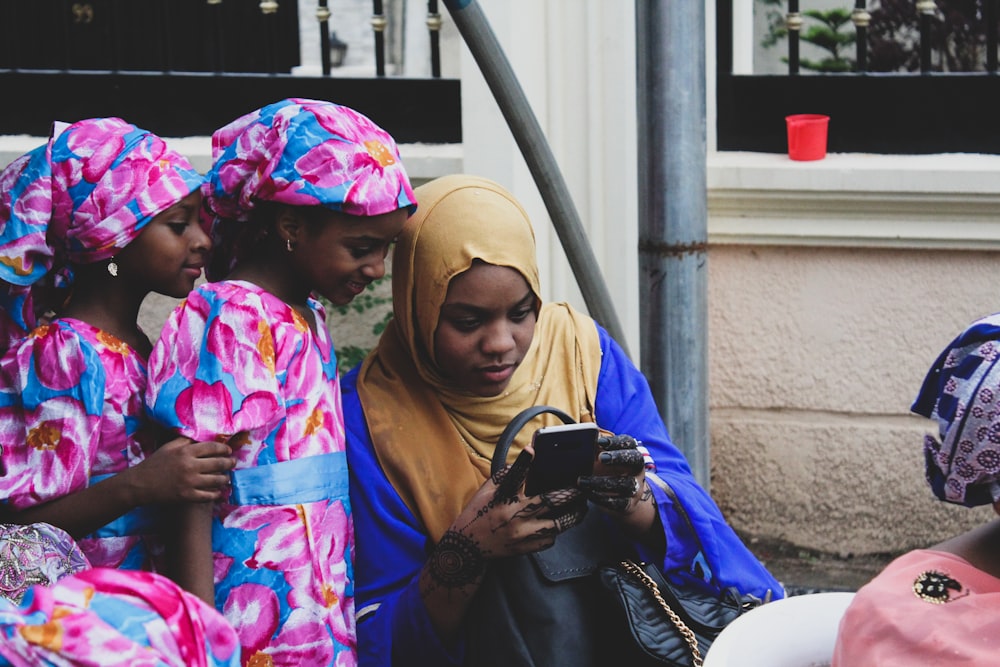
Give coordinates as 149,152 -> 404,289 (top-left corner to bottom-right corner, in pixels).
708,151 -> 1000,249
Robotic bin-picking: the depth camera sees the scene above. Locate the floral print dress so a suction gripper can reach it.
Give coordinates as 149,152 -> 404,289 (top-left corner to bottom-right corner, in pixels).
0,318 -> 162,570
146,280 -> 354,667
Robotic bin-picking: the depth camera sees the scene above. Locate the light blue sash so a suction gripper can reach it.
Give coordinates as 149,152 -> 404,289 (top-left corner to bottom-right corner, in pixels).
229,451 -> 348,506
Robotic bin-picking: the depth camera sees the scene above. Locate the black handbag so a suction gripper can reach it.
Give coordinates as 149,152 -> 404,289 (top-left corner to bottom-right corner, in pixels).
597,472 -> 766,666
473,405 -> 762,667
464,405 -> 632,667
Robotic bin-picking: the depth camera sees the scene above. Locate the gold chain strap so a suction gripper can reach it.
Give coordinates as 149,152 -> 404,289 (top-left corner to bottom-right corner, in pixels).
620,560 -> 704,667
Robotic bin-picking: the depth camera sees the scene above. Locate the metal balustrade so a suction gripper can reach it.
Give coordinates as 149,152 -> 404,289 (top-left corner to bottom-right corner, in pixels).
0,0 -> 442,77
717,0 -> 1000,154
0,0 -> 459,143
780,0 -> 998,74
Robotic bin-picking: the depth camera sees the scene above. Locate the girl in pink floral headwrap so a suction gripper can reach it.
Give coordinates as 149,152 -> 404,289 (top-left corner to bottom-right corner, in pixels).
0,118 -> 235,573
144,98 -> 415,667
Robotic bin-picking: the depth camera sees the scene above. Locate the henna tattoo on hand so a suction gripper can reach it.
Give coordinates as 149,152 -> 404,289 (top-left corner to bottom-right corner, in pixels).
427,530 -> 487,589
577,475 -> 637,495
579,474 -> 648,514
639,478 -> 653,503
553,503 -> 587,532
511,488 -> 579,520
512,500 -> 585,546
492,449 -> 532,504
597,434 -> 638,451
597,448 -> 645,472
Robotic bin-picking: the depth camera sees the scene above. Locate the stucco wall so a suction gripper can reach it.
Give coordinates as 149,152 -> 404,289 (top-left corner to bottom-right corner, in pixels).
708,244 -> 1000,554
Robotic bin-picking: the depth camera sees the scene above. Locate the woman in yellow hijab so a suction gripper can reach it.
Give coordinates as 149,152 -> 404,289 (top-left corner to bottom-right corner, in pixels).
343,175 -> 781,667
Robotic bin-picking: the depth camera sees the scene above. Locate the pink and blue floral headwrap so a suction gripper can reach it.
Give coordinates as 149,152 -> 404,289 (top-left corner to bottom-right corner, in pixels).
912,312 -> 1000,507
0,117 -> 204,341
202,97 -> 416,280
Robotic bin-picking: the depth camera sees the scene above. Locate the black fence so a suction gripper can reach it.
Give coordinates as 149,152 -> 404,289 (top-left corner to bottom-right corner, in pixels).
0,0 -> 460,143
717,0 -> 1000,154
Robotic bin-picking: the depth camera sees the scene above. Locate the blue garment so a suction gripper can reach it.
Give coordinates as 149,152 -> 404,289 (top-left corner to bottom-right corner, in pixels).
343,322 -> 784,667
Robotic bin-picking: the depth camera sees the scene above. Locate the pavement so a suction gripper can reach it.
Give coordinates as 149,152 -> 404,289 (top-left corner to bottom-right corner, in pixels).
744,535 -> 899,596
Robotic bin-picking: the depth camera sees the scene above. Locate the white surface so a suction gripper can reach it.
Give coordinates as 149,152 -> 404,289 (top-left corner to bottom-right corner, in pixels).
703,592 -> 855,667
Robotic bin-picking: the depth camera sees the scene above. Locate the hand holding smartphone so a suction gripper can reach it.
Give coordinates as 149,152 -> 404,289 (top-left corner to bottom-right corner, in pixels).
523,422 -> 599,496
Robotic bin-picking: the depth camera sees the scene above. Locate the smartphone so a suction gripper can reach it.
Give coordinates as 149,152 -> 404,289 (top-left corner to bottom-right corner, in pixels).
524,422 -> 599,496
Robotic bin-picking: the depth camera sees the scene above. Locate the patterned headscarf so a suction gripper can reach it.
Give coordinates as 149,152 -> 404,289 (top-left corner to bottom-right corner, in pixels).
911,312 -> 1000,507
202,98 -> 416,279
0,117 -> 204,339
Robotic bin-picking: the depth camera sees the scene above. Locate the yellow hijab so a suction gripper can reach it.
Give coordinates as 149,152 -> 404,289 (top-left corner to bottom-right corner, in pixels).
356,175 -> 602,541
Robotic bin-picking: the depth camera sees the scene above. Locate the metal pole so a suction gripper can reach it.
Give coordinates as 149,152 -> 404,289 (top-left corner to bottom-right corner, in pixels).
635,0 -> 709,487
442,0 -> 630,356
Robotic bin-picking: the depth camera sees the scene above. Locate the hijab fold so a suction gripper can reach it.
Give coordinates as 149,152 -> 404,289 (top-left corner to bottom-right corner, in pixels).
356,175 -> 602,541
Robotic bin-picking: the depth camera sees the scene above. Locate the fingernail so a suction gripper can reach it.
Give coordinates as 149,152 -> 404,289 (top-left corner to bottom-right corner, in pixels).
599,452 -> 613,464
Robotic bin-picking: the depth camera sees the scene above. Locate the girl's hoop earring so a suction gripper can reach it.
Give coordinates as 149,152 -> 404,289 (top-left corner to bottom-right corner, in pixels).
107,259 -> 119,278
286,238 -> 294,253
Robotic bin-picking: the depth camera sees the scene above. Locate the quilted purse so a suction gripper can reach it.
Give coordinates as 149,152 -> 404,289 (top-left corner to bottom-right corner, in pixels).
486,405 -> 763,667
598,473 -> 765,666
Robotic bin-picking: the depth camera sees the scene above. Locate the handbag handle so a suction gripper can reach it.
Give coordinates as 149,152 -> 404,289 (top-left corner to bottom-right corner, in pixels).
619,559 -> 704,666
490,405 -> 575,476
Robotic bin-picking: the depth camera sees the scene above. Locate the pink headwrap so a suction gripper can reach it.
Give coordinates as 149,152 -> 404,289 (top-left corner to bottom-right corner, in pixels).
0,117 -> 204,342
203,97 -> 416,222
201,98 -> 416,281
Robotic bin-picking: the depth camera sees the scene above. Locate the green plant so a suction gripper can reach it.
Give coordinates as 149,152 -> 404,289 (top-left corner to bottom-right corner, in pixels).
799,8 -> 857,72
758,2 -> 857,72
320,274 -> 394,374
757,0 -> 988,73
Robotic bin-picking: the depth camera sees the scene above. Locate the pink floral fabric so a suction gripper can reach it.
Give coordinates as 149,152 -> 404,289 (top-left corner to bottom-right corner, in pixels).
146,280 -> 355,667
0,319 -> 162,571
0,568 -> 241,667
204,97 -> 414,221
202,98 -> 416,282
0,117 -> 203,337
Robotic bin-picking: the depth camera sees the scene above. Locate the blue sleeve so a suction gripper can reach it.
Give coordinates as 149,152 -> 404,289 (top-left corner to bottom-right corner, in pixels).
343,367 -> 465,667
592,322 -> 784,600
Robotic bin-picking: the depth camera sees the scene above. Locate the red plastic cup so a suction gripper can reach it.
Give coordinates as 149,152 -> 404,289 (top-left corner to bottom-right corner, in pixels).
785,114 -> 829,161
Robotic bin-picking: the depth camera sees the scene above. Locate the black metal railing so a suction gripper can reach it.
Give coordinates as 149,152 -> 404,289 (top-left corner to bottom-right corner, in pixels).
1,0 -> 443,77
717,0 -> 1000,154
0,0 -> 459,143
782,0 -> 998,75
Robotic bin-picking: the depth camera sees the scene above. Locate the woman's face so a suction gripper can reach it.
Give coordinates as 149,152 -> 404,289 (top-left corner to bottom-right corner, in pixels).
433,262 -> 537,397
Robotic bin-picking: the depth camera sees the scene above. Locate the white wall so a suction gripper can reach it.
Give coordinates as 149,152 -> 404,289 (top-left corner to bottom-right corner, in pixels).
457,0 -> 641,358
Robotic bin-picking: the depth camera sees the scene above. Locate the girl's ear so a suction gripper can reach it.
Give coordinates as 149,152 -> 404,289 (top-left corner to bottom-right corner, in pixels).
274,206 -> 305,246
